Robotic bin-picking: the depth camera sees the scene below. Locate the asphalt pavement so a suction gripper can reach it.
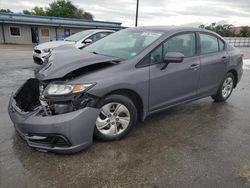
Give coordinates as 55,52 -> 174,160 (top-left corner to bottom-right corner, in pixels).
1,45 -> 250,188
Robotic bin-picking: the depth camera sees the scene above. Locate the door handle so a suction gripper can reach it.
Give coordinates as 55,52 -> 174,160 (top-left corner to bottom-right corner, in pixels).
189,64 -> 199,70
221,56 -> 228,62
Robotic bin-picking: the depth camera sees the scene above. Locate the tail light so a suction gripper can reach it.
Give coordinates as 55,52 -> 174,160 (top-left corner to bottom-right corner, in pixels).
240,52 -> 244,59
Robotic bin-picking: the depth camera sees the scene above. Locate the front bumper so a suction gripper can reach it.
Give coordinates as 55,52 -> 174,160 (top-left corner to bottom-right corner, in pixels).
8,95 -> 100,154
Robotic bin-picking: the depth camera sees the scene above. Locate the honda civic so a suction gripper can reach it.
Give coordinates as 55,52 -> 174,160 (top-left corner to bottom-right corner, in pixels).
8,26 -> 243,153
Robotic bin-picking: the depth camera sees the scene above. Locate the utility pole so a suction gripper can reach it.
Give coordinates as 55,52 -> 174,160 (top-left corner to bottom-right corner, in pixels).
135,0 -> 139,27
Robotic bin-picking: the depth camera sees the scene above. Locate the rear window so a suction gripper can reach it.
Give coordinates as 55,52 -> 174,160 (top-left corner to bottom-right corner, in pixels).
218,39 -> 225,51
200,33 -> 219,54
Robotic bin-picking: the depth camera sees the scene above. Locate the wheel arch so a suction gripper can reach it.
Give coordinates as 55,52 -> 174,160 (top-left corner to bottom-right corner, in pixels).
228,69 -> 238,87
102,89 -> 145,121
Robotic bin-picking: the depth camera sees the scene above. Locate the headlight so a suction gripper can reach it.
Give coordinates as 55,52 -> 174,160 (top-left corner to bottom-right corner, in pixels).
43,48 -> 53,53
46,83 -> 95,95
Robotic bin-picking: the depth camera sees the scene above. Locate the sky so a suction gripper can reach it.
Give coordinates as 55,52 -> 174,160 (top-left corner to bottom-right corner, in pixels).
1,0 -> 250,27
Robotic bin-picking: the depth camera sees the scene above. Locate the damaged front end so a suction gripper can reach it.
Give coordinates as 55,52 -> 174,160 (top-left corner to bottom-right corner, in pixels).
8,78 -> 101,153
14,78 -> 99,116
8,49 -> 122,153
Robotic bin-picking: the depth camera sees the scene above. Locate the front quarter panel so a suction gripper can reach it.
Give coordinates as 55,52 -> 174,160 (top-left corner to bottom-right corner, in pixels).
68,63 -> 150,117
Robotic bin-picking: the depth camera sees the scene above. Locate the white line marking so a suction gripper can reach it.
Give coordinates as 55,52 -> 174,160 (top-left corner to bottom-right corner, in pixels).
243,59 -> 250,70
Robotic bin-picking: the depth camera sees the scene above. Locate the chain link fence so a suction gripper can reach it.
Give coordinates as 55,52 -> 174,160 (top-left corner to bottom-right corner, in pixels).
224,37 -> 250,47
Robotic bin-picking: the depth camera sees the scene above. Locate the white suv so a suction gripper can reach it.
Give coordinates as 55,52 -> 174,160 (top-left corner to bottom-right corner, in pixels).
33,29 -> 114,64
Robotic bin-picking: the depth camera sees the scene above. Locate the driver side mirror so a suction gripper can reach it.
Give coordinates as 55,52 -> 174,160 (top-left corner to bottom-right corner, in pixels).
83,39 -> 93,44
164,52 -> 184,63
161,52 -> 184,70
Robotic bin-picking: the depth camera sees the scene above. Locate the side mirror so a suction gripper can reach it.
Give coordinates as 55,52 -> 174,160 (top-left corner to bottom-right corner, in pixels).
164,52 -> 184,63
161,52 -> 184,70
83,39 -> 93,44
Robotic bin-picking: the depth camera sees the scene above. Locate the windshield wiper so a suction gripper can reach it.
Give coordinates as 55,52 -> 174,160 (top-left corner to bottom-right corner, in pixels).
64,39 -> 75,42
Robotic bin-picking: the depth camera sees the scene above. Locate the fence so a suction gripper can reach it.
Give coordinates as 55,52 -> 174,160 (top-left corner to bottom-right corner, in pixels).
224,37 -> 250,47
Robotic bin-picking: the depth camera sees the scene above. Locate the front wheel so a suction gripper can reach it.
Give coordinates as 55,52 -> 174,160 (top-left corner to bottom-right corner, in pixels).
212,72 -> 235,102
94,94 -> 137,141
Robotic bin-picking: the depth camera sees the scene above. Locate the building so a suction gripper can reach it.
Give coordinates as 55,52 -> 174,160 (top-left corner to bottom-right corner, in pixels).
0,13 -> 124,44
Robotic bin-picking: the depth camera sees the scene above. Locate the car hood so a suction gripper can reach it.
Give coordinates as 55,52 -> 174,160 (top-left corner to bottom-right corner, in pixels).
35,40 -> 75,50
35,48 -> 121,80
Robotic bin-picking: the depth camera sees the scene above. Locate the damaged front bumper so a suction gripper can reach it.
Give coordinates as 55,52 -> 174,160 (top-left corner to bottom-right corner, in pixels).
8,94 -> 100,154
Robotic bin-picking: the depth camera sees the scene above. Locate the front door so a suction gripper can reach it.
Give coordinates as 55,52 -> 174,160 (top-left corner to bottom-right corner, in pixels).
64,29 -> 70,38
31,27 -> 39,44
149,32 -> 200,111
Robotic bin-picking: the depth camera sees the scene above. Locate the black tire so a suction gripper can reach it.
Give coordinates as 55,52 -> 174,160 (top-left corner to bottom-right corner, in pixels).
212,72 -> 235,102
94,94 -> 137,141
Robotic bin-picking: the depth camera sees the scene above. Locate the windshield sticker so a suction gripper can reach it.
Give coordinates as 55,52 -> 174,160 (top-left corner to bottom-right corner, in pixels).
141,32 -> 163,37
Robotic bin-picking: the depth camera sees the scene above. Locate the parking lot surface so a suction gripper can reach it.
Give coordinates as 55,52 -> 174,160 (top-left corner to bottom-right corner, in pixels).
1,44 -> 250,188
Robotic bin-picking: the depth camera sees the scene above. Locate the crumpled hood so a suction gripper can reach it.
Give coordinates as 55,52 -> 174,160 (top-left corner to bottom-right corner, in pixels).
35,48 -> 121,80
36,40 -> 75,50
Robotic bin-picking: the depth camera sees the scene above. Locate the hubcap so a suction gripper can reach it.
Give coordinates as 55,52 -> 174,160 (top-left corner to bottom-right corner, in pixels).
96,103 -> 130,136
222,77 -> 233,98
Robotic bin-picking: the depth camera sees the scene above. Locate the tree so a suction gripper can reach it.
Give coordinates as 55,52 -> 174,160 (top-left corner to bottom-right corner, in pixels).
0,9 -> 13,13
199,23 -> 236,37
23,7 -> 46,15
22,0 -> 94,20
239,26 -> 250,37
22,10 -> 33,15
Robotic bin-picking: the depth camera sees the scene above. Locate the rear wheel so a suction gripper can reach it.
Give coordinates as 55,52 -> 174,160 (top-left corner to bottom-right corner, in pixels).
212,72 -> 235,102
94,94 -> 137,141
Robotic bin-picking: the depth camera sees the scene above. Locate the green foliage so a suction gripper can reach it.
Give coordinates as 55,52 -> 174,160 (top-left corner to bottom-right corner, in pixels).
23,7 -> 46,16
199,23 -> 250,37
239,26 -> 250,37
22,0 -> 93,20
199,23 -> 235,37
0,9 -> 13,13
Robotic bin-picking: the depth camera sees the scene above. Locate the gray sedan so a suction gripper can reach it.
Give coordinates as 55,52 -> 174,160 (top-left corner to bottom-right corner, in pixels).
8,26 -> 243,153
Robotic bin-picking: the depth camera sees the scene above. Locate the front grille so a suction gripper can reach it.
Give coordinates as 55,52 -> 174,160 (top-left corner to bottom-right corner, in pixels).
33,56 -> 43,65
34,49 -> 41,54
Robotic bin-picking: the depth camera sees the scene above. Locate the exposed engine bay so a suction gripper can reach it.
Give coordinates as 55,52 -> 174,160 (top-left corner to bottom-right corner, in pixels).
14,78 -> 99,116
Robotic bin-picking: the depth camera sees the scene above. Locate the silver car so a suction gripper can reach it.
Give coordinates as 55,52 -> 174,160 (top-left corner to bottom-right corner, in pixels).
33,29 -> 114,64
9,26 -> 243,153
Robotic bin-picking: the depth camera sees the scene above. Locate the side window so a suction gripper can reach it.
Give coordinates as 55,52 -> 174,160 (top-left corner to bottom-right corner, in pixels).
200,33 -> 219,54
10,26 -> 20,36
87,32 -> 110,42
163,33 -> 196,57
218,39 -> 225,51
100,32 -> 111,38
150,45 -> 163,64
41,28 -> 49,37
87,33 -> 99,42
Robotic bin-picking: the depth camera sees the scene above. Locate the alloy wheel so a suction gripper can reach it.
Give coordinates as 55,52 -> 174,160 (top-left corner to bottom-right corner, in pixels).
96,103 -> 131,136
222,77 -> 234,98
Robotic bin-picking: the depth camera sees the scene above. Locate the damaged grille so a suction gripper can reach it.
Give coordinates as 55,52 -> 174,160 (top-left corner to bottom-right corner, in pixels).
34,49 -> 41,54
14,78 -> 98,115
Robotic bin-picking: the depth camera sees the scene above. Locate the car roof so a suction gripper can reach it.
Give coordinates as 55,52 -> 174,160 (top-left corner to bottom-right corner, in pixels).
127,26 -> 223,39
128,26 -> 213,34
86,29 -> 115,33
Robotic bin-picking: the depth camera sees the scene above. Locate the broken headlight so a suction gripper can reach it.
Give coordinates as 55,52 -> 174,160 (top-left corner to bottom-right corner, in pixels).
46,83 -> 95,96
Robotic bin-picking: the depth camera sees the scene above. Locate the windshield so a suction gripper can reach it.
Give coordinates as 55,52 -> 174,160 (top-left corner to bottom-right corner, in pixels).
64,30 -> 95,42
83,29 -> 164,60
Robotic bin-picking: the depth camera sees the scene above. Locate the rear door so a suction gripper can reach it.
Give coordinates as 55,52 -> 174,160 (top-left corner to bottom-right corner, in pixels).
149,32 -> 200,111
198,33 -> 228,96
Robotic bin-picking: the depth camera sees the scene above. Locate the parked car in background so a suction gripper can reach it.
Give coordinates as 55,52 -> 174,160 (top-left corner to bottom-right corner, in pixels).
33,29 -> 114,65
9,26 -> 243,153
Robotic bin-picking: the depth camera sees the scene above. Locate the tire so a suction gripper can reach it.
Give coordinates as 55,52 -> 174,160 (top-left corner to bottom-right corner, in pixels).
94,94 -> 137,141
212,72 -> 235,102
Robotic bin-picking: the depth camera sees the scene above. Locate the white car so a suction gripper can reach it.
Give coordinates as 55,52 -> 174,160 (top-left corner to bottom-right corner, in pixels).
33,29 -> 114,64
